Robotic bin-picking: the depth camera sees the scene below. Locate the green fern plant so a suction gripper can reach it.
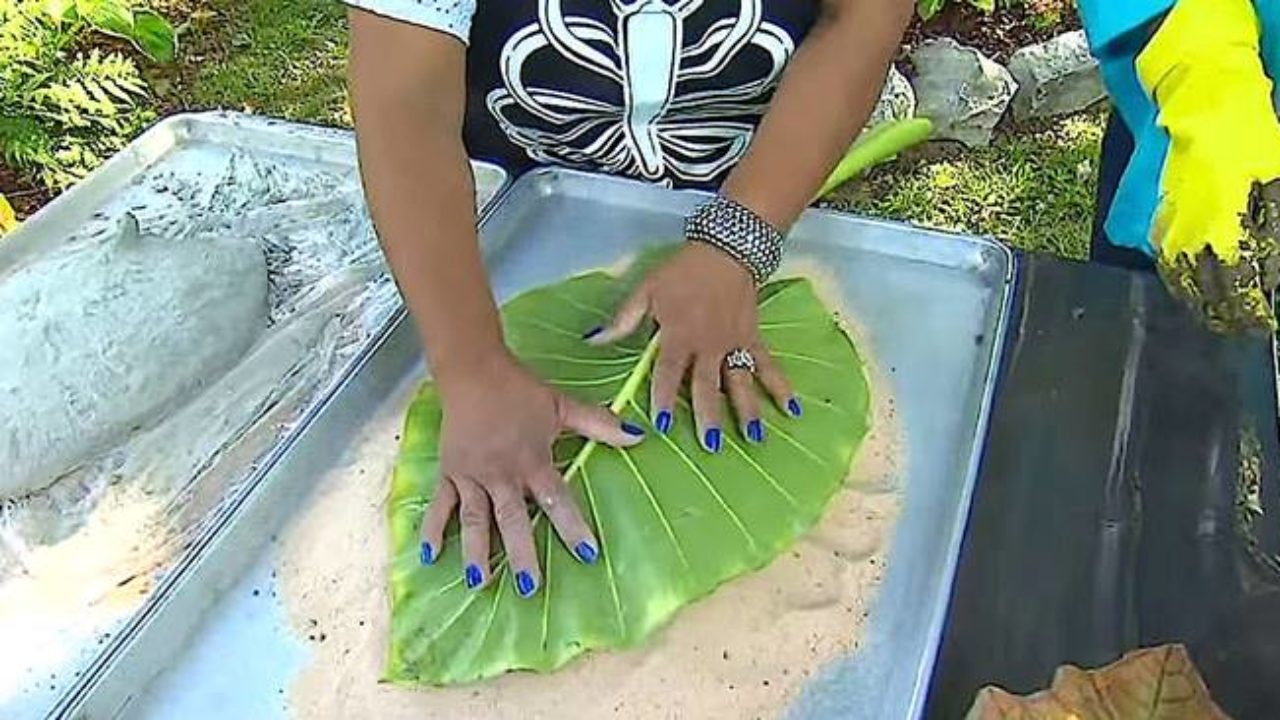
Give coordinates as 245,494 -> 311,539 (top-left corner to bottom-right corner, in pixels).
0,0 -> 172,191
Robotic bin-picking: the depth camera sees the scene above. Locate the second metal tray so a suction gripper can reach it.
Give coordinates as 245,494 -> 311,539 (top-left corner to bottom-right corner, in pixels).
83,168 -> 1012,719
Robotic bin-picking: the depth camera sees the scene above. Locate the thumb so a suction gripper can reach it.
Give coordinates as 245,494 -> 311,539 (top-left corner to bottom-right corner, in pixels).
558,396 -> 646,448
584,285 -> 649,346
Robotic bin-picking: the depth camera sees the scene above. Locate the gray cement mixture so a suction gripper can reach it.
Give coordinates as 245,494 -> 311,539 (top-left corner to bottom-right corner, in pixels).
0,147 -> 401,717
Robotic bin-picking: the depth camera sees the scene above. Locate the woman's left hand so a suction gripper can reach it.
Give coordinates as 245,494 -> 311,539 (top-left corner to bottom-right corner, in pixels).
587,243 -> 800,451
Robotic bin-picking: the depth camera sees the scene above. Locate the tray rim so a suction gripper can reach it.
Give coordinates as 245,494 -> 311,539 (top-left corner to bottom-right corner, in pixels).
508,166 -> 1016,284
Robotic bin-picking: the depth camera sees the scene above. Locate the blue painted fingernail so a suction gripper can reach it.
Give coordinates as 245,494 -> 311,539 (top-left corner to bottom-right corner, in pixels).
621,421 -> 645,437
747,419 -> 764,443
420,542 -> 435,566
582,326 -> 604,340
787,397 -> 803,418
465,564 -> 483,589
655,410 -> 673,434
574,541 -> 599,564
516,571 -> 537,598
704,427 -> 722,453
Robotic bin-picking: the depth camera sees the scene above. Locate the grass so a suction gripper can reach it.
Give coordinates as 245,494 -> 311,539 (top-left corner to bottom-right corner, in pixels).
829,111 -> 1105,259
151,0 -> 349,124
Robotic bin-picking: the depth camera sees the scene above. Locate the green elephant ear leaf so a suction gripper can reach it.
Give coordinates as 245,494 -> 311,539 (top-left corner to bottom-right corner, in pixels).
386,264 -> 872,685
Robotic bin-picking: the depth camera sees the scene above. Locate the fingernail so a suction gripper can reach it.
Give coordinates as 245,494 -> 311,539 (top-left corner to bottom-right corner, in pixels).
746,419 -> 764,443
787,397 -> 803,418
465,564 -> 484,589
704,427 -> 722,453
655,410 -> 673,434
574,541 -> 599,564
516,571 -> 538,598
582,326 -> 604,340
621,421 -> 645,437
420,542 -> 435,566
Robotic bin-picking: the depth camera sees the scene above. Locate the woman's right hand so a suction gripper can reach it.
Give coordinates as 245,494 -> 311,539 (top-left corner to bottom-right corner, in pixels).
418,351 -> 646,598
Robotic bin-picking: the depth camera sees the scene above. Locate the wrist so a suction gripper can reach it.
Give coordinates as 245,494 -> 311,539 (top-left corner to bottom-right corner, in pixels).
685,240 -> 755,286
429,334 -> 513,392
685,196 -> 786,285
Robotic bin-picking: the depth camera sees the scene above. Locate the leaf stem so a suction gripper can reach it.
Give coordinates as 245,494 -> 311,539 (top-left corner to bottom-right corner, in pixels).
609,332 -> 660,414
563,333 -> 660,484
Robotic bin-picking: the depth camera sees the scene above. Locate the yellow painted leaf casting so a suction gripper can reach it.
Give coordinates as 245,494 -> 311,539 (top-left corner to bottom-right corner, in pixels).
0,194 -> 17,236
966,644 -> 1230,720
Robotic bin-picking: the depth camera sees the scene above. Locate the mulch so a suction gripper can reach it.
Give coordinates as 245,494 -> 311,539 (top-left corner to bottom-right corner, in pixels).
903,2 -> 1082,64
0,164 -> 54,220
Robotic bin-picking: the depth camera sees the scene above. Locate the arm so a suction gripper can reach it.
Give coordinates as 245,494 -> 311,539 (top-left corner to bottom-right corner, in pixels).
349,9 -> 641,597
592,0 -> 911,448
723,0 -> 914,230
1079,0 -> 1280,332
348,9 -> 502,385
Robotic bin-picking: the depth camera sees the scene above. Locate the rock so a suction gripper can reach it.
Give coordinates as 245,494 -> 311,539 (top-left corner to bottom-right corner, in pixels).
866,65 -> 916,129
909,39 -> 1017,147
1008,30 -> 1106,121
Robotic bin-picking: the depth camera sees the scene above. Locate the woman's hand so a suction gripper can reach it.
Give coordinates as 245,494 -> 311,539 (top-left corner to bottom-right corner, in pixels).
588,244 -> 800,451
419,352 -> 645,597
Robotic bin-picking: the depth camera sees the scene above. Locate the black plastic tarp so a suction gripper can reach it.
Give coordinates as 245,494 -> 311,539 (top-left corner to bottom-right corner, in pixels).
928,253 -> 1280,719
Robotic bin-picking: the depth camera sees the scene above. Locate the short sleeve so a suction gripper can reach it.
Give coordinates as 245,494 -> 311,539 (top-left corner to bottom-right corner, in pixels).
344,0 -> 476,44
1076,0 -> 1173,52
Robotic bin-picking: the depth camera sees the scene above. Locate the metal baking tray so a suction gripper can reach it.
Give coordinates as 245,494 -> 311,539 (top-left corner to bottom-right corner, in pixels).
1,111 -> 507,268
0,111 -> 506,720
69,168 -> 1012,719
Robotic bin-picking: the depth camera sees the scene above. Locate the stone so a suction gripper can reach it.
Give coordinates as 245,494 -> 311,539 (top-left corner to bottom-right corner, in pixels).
1008,30 -> 1106,121
909,38 -> 1018,147
866,65 -> 916,129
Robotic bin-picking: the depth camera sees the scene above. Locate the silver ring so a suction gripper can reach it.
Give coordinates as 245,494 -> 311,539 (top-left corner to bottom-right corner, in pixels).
724,348 -> 757,374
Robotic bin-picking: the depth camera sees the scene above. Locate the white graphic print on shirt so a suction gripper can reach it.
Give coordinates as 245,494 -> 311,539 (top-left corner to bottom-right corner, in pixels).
486,0 -> 794,184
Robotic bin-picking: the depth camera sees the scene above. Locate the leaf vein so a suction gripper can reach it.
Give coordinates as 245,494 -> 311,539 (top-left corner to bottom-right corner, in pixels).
548,368 -> 634,387
654,425 -> 760,551
758,319 -> 812,331
722,434 -> 800,507
547,287 -> 613,321
470,582 -> 506,665
540,524 -> 554,651
523,352 -> 639,366
506,317 -> 583,339
409,583 -> 484,663
771,350 -> 842,370
756,280 -> 807,310
792,390 -> 858,422
581,463 -> 627,637
761,419 -> 834,469
616,427 -> 693,571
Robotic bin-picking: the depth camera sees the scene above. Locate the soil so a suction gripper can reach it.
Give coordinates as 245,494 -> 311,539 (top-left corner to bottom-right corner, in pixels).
904,1 -> 1081,64
0,164 -> 54,221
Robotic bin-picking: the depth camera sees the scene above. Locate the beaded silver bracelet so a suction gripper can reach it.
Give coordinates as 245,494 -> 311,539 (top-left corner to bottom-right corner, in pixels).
685,196 -> 785,285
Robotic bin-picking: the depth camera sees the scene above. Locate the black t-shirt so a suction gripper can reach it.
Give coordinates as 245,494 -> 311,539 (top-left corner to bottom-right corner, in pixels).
462,1 -> 819,189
